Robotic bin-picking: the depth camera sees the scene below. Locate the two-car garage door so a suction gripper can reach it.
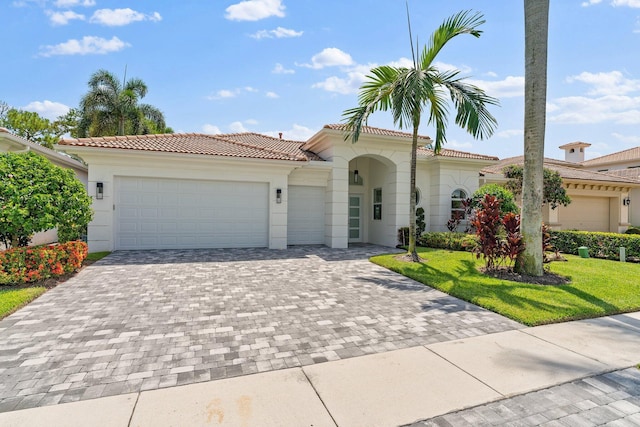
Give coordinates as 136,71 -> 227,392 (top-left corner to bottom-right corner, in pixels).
115,177 -> 269,250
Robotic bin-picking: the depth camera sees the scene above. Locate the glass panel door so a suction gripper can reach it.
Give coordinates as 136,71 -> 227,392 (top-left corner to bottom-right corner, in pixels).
349,195 -> 362,242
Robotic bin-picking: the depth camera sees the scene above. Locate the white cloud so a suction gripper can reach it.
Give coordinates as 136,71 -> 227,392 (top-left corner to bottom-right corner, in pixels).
299,47 -> 353,69
446,139 -> 473,149
39,36 -> 130,57
566,70 -> 640,95
272,63 -> 294,74
496,129 -> 524,138
225,0 -> 285,21
485,71 -> 498,78
548,94 -> 640,124
244,119 -> 258,125
54,0 -> 95,6
244,86 -> 258,93
312,65 -> 370,95
612,0 -> 640,7
266,91 -> 279,98
90,8 -> 162,26
207,89 -> 237,100
581,0 -> 603,6
202,124 -> 221,134
612,132 -> 640,144
22,100 -> 70,120
263,124 -> 315,141
251,27 -> 303,39
468,76 -> 525,98
47,10 -> 84,25
229,121 -> 249,132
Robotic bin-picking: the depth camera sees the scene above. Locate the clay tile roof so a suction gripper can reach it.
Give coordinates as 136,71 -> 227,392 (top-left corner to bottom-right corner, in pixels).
323,123 -> 433,142
417,147 -> 499,161
58,133 -> 322,162
581,147 -> 640,167
481,156 -> 640,184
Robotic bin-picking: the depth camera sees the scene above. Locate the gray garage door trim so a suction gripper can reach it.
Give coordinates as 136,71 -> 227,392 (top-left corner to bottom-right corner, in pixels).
287,185 -> 325,245
115,176 -> 269,250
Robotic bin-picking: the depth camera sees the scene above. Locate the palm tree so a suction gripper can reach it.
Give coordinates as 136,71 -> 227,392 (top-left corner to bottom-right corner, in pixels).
78,69 -> 167,137
517,0 -> 549,276
343,10 -> 499,262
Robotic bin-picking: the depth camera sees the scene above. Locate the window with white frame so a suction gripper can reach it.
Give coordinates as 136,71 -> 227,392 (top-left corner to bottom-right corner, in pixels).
451,189 -> 468,220
373,188 -> 382,220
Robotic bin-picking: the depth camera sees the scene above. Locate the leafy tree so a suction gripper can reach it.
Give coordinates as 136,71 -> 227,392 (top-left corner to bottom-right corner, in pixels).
0,108 -> 58,148
519,0 -> 550,276
472,183 -> 519,216
503,165 -> 571,209
0,151 -> 93,248
343,9 -> 498,261
78,69 -> 168,137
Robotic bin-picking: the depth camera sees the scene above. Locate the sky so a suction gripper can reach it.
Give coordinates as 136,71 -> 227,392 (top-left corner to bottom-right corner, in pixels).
2,0 -> 640,161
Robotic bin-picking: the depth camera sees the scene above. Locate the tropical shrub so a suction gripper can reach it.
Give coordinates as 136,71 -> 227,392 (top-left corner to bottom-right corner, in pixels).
503,165 -> 571,210
418,232 -> 476,251
0,241 -> 88,285
470,194 -> 524,270
0,151 -> 93,248
471,184 -> 519,216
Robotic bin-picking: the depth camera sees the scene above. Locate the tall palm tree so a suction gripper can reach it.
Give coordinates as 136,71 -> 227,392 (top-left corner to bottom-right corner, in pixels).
517,0 -> 549,276
78,69 -> 167,137
343,10 -> 499,261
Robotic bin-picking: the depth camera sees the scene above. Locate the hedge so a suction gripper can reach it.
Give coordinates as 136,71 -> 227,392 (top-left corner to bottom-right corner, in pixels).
0,241 -> 88,285
398,228 -> 476,252
549,230 -> 640,260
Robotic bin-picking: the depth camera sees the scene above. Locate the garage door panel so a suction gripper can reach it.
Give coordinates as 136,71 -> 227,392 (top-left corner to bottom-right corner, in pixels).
116,177 -> 268,250
288,186 -> 325,245
560,196 -> 609,232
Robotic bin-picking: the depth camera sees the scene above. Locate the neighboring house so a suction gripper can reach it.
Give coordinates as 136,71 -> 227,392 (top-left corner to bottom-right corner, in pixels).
576,144 -> 640,227
57,125 -> 498,252
481,142 -> 640,233
0,128 -> 88,247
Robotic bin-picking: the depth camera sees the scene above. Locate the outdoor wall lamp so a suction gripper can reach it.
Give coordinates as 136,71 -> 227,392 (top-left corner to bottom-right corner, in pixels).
96,182 -> 104,200
354,169 -> 359,184
276,188 -> 282,204
623,196 -> 631,206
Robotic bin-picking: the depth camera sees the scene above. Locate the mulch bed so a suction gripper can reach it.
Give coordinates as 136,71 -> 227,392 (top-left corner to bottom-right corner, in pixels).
481,267 -> 571,286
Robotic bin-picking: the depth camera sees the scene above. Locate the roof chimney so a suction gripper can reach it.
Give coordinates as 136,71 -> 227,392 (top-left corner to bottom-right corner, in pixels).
558,141 -> 591,163
278,132 -> 283,139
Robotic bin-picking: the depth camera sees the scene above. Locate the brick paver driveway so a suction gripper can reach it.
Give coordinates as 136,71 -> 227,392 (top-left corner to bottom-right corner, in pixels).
0,245 -> 521,412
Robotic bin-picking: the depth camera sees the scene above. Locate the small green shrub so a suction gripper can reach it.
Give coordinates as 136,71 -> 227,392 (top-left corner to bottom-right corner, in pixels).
417,232 -> 476,251
472,183 -> 519,216
625,227 -> 640,235
550,230 -> 640,260
0,241 -> 88,285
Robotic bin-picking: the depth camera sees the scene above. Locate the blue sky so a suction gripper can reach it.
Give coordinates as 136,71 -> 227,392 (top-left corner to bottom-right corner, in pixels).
2,0 -> 640,161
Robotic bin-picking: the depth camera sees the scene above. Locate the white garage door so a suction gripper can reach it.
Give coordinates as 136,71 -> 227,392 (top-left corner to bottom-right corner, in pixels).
287,185 -> 325,245
115,177 -> 269,250
560,196 -> 610,232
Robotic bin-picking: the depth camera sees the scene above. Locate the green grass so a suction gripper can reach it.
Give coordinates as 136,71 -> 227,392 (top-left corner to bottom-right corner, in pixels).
371,248 -> 640,326
0,287 -> 47,319
86,251 -> 111,262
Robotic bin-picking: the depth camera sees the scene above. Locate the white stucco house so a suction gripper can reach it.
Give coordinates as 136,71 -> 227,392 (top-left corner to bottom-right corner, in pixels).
58,125 -> 498,252
1,128 -> 88,247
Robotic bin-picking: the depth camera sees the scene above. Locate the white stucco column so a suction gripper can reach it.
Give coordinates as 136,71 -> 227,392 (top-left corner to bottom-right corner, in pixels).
386,158 -> 411,247
325,157 -> 349,248
87,168 -> 115,252
269,176 -> 289,249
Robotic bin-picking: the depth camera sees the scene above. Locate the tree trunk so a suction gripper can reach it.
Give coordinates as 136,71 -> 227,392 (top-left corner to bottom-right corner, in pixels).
408,125 -> 419,262
517,0 -> 549,276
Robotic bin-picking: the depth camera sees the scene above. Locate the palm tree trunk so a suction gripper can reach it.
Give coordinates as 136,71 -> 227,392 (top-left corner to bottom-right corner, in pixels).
408,125 -> 419,262
517,0 -> 549,276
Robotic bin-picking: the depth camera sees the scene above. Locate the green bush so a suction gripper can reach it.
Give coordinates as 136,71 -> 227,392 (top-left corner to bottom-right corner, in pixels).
625,227 -> 640,235
0,241 -> 88,285
471,183 -> 519,216
417,232 -> 476,252
550,230 -> 640,260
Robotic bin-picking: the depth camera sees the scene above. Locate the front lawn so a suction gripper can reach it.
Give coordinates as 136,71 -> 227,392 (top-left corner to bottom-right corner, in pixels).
371,248 -> 640,326
0,287 -> 46,319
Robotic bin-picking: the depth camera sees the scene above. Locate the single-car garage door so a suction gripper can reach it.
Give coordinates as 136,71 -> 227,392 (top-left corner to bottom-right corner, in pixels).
560,196 -> 610,232
115,177 -> 269,250
287,185 -> 325,245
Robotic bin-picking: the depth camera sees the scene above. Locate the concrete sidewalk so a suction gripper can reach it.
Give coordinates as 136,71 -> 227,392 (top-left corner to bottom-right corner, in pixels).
1,311 -> 639,427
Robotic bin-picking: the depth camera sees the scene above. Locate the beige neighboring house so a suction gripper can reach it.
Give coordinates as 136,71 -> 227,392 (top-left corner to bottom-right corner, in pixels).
0,128 -> 88,247
57,125 -> 498,252
481,141 -> 640,233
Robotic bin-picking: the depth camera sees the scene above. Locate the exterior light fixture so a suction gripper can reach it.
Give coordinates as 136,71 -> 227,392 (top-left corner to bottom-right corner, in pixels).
276,188 -> 282,204
96,182 -> 104,199
623,196 -> 631,206
354,169 -> 359,184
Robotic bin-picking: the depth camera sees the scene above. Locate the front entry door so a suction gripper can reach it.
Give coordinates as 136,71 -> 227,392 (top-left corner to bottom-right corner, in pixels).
349,195 -> 362,243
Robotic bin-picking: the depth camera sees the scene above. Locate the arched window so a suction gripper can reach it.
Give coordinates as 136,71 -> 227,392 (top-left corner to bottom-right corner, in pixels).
451,189 -> 468,220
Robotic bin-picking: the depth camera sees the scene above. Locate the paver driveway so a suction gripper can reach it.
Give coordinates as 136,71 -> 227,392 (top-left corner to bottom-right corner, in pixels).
0,245 -> 521,412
